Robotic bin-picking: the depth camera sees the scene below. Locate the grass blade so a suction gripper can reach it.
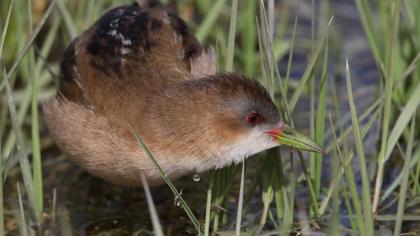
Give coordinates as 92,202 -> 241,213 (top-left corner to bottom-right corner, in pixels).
204,173 -> 213,236
0,0 -> 14,58
0,140 -> 3,236
354,0 -> 384,72
345,153 -> 366,235
140,173 -> 164,236
225,0 -> 238,72
327,118 -> 341,236
289,16 -> 333,112
28,0 -> 43,220
312,38 -> 329,197
3,66 -> 37,219
131,129 -> 201,234
0,0 -> 56,93
256,4 -> 321,220
319,108 -> 380,215
56,0 -> 78,39
393,118 -> 416,236
283,0 -> 300,94
376,215 -> 420,222
235,161 -> 245,236
372,0 -> 401,212
243,0 -> 258,75
17,183 -> 29,236
381,149 -> 420,202
195,0 -> 226,42
345,60 -> 374,236
384,82 -> 420,160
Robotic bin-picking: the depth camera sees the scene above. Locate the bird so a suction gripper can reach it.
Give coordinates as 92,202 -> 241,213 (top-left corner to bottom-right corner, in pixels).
43,0 -> 323,187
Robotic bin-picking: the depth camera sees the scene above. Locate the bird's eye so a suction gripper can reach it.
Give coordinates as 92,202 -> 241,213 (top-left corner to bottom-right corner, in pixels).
246,111 -> 261,126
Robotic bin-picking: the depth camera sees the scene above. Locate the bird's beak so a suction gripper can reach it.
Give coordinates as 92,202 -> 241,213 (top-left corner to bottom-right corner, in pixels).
265,122 -> 324,153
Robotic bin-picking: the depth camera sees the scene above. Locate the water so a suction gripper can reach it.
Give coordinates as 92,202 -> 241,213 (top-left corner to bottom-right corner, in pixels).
174,189 -> 183,207
193,174 -> 201,182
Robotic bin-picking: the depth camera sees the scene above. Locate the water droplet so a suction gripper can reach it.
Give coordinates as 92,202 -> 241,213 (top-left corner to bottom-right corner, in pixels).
174,190 -> 183,207
193,174 -> 200,182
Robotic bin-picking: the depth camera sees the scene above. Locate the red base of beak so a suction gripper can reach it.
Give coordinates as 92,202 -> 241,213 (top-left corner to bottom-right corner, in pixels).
265,122 -> 285,141
266,129 -> 282,141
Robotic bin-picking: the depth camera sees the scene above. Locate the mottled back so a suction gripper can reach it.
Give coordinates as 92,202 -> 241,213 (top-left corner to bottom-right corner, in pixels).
58,2 -> 214,120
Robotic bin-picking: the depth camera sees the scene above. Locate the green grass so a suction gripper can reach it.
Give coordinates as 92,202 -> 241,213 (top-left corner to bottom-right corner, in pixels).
346,60 -> 374,236
1,0 -> 419,235
372,0 -> 401,214
0,140 -> 3,236
140,173 -> 164,236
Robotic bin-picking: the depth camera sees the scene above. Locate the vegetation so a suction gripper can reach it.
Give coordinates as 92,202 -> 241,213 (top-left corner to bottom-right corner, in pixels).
1,0 -> 419,235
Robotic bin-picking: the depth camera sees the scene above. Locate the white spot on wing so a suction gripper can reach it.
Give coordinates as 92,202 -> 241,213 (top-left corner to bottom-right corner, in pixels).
110,18 -> 120,28
107,29 -> 117,36
121,48 -> 131,55
122,39 -> 132,46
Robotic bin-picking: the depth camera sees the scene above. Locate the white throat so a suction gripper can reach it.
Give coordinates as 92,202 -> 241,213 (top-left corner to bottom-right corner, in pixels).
211,126 -> 279,170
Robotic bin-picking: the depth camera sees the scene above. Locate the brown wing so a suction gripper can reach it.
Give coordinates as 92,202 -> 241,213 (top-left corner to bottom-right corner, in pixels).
58,3 -> 215,110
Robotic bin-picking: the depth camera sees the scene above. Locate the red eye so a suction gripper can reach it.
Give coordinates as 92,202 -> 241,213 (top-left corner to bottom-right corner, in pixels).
246,112 -> 261,126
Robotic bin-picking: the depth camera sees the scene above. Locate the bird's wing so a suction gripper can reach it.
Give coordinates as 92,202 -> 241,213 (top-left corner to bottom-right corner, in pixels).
135,0 -> 216,78
58,4 -> 216,105
190,46 -> 216,78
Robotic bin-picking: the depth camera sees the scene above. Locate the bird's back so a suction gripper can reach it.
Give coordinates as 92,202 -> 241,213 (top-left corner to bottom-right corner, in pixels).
61,3 -> 214,107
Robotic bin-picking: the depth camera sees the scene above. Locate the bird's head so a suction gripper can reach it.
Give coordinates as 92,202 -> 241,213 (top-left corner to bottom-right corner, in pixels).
157,74 -> 323,171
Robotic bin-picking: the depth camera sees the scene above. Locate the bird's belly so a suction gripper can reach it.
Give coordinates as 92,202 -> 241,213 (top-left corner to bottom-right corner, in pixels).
84,164 -> 174,187
43,99 -> 189,187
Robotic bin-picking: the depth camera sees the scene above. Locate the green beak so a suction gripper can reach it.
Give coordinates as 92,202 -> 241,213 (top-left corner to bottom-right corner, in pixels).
266,123 -> 324,153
